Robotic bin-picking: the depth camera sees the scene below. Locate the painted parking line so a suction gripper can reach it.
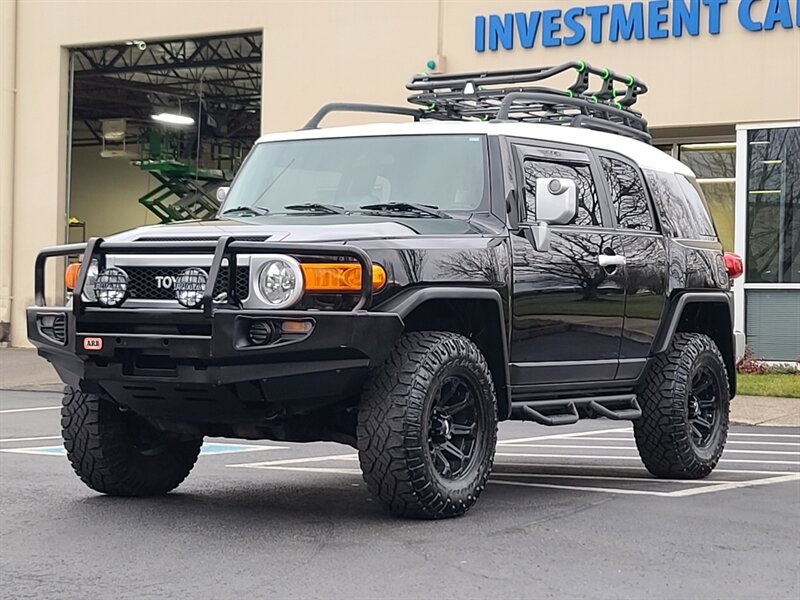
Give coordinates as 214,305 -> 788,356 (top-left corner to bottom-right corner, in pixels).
499,443 -> 800,456
495,452 -> 800,466
542,437 -> 800,446
0,442 -> 287,457
491,473 -> 800,498
228,453 -> 358,468
228,444 -> 800,498
0,435 -> 61,443
498,427 -> 630,445
0,406 -> 61,414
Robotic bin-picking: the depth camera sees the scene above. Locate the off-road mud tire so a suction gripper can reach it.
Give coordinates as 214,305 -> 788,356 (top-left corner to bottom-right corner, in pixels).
357,331 -> 498,519
634,332 -> 730,479
62,388 -> 202,496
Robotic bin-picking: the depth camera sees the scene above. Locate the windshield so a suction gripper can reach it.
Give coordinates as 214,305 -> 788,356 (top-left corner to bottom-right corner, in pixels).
221,134 -> 488,216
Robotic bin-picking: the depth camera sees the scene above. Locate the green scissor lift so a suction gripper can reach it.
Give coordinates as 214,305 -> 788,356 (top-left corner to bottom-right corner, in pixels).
134,130 -> 241,223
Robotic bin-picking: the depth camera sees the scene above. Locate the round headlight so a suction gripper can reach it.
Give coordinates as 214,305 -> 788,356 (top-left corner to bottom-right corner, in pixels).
256,257 -> 303,308
174,267 -> 209,308
94,267 -> 128,306
81,259 -> 100,302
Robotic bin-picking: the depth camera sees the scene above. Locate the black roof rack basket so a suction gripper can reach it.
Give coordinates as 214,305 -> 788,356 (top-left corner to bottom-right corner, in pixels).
303,61 -> 651,143
407,61 -> 651,143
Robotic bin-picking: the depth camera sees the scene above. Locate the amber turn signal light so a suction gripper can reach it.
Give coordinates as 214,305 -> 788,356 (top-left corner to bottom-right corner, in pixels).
64,262 -> 81,290
301,263 -> 387,292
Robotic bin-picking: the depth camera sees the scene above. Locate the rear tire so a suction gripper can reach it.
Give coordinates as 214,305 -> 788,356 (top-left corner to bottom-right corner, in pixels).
357,331 -> 498,519
634,333 -> 730,479
61,388 -> 202,496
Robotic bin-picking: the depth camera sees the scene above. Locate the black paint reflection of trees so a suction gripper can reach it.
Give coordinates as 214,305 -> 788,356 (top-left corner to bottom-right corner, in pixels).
601,157 -> 653,230
514,233 -> 610,301
523,160 -> 601,226
438,250 -> 505,284
398,249 -> 426,283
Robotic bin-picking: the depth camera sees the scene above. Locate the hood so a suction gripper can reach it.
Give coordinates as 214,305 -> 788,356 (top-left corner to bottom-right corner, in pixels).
105,214 -> 492,244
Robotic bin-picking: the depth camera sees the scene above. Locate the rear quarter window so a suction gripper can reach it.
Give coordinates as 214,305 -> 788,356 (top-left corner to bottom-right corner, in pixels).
644,170 -> 717,239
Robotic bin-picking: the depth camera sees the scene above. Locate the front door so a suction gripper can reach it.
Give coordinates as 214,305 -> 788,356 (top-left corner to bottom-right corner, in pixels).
509,142 -> 626,386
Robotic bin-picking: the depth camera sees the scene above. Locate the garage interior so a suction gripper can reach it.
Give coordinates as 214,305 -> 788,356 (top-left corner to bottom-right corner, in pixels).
67,32 -> 262,241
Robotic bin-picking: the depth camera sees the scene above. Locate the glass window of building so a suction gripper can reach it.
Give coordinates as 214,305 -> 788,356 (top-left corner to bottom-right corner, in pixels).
745,127 -> 800,284
743,125 -> 800,362
677,142 -> 736,251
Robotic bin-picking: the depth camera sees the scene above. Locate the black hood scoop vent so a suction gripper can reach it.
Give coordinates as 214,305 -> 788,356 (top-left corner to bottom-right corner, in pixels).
134,235 -> 270,243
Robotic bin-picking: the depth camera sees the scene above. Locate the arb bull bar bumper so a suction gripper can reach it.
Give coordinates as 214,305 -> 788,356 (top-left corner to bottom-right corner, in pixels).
27,237 -> 403,422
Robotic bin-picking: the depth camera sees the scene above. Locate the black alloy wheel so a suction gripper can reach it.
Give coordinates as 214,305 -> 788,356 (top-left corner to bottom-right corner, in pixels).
428,375 -> 481,479
687,365 -> 724,449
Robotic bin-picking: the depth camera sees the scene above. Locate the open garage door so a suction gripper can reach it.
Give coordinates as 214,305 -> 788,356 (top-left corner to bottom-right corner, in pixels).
66,32 -> 262,241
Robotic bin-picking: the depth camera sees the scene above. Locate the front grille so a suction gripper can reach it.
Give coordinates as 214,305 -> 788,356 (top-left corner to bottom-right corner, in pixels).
124,266 -> 250,300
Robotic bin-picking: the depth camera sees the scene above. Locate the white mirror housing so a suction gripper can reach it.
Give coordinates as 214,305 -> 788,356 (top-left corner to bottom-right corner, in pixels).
535,178 -> 577,225
216,186 -> 230,203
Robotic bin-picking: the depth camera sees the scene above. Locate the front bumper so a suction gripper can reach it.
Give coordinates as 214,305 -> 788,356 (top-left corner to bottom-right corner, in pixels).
28,236 -> 401,423
28,306 -> 403,423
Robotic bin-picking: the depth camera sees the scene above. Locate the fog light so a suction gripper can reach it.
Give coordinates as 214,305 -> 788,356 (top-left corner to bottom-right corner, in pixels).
174,267 -> 209,307
249,321 -> 276,345
94,267 -> 128,306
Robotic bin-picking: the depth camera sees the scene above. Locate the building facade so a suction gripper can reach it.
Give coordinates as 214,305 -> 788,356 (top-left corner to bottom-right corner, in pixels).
1,0 -> 798,357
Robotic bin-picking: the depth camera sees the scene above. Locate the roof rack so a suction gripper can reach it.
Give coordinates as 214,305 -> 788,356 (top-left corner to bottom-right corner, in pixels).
407,61 -> 650,142
303,61 -> 651,143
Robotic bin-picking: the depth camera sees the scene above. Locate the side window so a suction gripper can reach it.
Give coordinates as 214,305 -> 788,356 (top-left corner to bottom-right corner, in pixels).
522,159 -> 602,226
675,175 -> 717,237
600,157 -> 654,231
644,170 -> 716,239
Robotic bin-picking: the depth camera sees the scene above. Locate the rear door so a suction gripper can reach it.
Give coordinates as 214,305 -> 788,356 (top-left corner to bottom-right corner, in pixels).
508,141 -> 627,386
594,151 -> 667,380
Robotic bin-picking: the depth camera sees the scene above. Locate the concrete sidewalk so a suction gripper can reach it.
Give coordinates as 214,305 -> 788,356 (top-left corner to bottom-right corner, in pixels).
1,348 -> 798,426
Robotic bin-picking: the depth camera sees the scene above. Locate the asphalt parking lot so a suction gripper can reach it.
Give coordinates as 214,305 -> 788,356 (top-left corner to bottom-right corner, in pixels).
1,389 -> 798,600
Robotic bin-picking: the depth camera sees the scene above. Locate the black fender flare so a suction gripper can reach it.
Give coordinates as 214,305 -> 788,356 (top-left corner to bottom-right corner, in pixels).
376,287 -> 513,420
650,291 -> 736,395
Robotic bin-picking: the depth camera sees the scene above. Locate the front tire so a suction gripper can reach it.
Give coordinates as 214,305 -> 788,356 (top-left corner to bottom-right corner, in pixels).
61,388 -> 202,496
357,332 -> 498,519
634,332 -> 730,479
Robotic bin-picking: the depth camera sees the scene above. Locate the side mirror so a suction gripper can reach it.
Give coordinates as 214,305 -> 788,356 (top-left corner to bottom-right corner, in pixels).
216,186 -> 230,203
535,178 -> 577,225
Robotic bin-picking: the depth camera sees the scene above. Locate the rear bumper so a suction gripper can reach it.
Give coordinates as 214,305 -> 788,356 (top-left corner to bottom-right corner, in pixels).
28,306 -> 403,423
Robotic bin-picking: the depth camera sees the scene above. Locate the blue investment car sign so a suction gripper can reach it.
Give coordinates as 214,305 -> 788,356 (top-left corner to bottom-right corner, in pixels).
474,0 -> 800,51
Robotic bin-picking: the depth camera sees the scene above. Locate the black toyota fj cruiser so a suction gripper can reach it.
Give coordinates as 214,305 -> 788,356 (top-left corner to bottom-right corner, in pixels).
28,62 -> 744,518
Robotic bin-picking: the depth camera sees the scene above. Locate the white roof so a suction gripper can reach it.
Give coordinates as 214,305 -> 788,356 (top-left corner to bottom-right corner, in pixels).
256,120 -> 693,176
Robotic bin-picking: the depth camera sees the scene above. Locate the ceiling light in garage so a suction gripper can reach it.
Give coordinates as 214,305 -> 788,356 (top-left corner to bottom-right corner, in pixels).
151,112 -> 195,126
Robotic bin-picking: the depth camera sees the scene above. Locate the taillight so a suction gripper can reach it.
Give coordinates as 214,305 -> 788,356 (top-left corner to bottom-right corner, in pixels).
723,252 -> 743,280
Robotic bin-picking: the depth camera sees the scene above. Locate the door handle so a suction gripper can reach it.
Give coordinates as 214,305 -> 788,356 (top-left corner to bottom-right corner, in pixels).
598,254 -> 626,268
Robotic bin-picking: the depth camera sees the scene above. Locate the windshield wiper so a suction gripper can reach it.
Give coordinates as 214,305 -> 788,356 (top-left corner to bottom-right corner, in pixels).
221,205 -> 270,217
284,203 -> 347,214
359,202 -> 450,219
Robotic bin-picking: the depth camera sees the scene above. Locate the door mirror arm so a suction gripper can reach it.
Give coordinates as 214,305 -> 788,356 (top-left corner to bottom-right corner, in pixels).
520,221 -> 551,252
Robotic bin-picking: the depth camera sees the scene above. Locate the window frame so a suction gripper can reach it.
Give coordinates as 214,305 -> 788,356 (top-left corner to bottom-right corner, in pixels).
508,138 -> 614,231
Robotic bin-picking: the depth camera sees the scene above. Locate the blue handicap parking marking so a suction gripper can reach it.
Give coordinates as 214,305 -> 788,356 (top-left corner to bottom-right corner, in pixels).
199,442 -> 285,455
0,442 -> 285,457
